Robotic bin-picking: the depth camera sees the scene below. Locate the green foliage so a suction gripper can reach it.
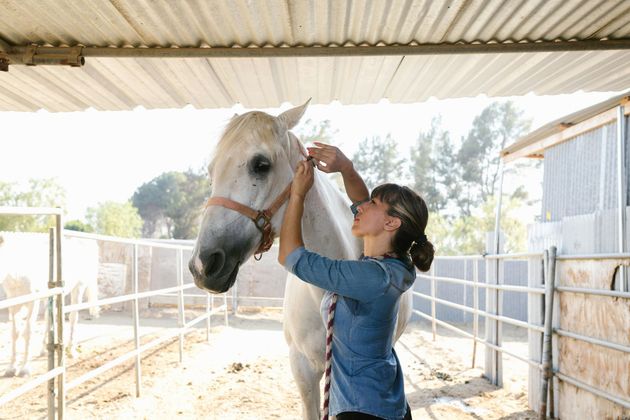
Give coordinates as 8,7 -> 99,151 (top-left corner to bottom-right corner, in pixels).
132,170 -> 210,239
0,178 -> 66,232
352,134 -> 405,190
456,101 -> 531,215
86,201 -> 142,238
428,196 -> 527,255
64,219 -> 94,233
409,117 -> 459,212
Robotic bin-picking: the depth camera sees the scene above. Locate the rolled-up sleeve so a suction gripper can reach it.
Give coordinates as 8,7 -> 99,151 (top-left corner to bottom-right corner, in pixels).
283,247 -> 390,302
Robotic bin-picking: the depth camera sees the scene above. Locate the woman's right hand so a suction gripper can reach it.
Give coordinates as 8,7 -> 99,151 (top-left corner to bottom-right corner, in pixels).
306,142 -> 352,174
292,160 -> 314,198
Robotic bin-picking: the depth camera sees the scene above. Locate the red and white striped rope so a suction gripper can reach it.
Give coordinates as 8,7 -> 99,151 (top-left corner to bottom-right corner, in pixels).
322,293 -> 338,420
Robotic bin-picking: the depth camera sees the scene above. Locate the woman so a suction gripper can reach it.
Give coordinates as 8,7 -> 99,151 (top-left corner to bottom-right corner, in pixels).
278,142 -> 434,420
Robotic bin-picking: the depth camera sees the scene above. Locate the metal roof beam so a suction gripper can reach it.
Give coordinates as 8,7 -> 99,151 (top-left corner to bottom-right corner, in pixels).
6,39 -> 630,63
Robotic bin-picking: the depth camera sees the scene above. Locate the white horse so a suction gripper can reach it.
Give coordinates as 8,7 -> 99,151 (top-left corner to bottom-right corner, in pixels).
0,231 -> 100,377
189,102 -> 413,419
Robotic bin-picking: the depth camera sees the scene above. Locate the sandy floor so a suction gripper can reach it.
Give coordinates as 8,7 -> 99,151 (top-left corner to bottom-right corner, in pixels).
0,307 -> 536,419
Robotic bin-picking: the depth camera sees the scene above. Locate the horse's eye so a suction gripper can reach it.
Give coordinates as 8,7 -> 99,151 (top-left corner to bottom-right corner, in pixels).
249,154 -> 272,176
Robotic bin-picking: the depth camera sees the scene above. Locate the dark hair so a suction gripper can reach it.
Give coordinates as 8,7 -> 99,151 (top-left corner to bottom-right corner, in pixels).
371,184 -> 435,272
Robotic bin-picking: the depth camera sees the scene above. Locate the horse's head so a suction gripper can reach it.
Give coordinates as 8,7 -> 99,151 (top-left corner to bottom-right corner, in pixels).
189,101 -> 310,293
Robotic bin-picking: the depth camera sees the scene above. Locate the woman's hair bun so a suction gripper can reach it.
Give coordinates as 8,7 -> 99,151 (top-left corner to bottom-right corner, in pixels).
410,240 -> 435,272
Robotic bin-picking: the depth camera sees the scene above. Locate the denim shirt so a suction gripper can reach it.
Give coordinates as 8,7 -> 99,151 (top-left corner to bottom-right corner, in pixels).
284,246 -> 416,420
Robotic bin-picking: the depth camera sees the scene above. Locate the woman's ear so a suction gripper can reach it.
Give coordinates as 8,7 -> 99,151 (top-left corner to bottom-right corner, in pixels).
384,216 -> 402,231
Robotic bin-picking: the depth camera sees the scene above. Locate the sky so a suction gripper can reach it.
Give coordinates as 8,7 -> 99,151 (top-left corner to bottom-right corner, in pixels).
0,90 -> 622,221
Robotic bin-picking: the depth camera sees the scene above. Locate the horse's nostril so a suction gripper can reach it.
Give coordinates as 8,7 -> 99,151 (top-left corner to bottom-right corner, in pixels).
200,249 -> 225,278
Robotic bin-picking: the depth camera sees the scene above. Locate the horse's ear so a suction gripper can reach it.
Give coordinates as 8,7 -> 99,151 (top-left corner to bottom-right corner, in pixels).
278,99 -> 311,130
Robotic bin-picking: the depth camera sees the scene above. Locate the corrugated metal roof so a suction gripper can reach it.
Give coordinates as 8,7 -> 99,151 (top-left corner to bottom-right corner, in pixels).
501,89 -> 630,160
1,0 -> 630,111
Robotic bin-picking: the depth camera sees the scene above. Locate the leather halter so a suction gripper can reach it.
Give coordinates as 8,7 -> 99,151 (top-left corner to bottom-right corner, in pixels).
204,182 -> 293,260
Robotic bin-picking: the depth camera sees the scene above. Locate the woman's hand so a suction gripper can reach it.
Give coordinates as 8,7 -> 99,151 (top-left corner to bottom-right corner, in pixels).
306,142 -> 353,174
292,160 -> 314,198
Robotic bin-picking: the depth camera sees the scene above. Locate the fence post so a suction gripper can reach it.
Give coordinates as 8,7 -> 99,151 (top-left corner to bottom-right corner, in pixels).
430,263 -> 437,341
528,249 -> 546,410
206,294 -> 211,343
232,281 -> 238,314
472,258 -> 479,368
615,105 -> 628,292
540,247 -> 557,419
223,292 -> 229,326
177,249 -> 185,363
463,260 -> 468,323
55,214 -> 65,420
550,247 -> 559,418
132,244 -> 142,397
485,232 -> 503,386
47,228 -> 55,420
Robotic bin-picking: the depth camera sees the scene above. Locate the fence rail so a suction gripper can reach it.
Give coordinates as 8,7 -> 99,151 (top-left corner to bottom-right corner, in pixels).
416,250 -> 630,419
0,222 -> 229,420
4,210 -> 630,418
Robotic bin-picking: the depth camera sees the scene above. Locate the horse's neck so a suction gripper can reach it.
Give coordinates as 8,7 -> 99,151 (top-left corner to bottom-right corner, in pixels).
301,172 -> 362,260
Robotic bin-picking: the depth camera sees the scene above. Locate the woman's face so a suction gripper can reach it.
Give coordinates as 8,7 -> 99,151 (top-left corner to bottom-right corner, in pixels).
351,197 -> 390,238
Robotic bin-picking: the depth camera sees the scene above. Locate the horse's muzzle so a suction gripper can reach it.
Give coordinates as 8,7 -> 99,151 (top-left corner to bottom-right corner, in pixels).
188,249 -> 240,294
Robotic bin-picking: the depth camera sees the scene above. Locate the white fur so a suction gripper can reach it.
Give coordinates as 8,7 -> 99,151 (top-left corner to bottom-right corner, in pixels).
0,232 -> 100,376
198,102 -> 413,419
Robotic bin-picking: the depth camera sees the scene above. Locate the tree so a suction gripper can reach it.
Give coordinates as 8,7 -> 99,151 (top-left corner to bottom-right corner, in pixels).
295,119 -> 339,146
456,102 -> 530,215
0,178 -> 66,232
352,134 -> 406,190
433,196 -> 527,255
65,220 -> 94,233
409,116 -> 459,213
86,201 -> 142,238
132,170 -> 210,239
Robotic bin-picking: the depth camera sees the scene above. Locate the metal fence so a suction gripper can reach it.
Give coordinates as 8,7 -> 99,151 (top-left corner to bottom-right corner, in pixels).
0,211 -> 229,420
4,209 -> 629,418
413,248 -> 630,418
0,207 -> 64,420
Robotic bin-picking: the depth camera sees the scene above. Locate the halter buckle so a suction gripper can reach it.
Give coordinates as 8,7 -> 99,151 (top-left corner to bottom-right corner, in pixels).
253,210 -> 271,232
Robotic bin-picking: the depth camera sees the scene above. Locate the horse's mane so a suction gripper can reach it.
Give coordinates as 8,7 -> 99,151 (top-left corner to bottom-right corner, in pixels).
210,111 -> 286,171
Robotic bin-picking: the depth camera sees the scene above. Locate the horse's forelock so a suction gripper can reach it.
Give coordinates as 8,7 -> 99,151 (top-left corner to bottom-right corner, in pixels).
211,111 -> 287,169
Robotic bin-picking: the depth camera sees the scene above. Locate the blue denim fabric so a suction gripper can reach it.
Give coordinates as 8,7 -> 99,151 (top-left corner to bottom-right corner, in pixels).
284,247 -> 416,420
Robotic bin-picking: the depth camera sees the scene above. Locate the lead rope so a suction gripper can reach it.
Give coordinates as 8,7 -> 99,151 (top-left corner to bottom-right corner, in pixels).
322,293 -> 338,420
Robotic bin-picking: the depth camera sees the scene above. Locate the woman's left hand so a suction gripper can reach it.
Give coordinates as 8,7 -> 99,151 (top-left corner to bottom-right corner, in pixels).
292,160 -> 314,198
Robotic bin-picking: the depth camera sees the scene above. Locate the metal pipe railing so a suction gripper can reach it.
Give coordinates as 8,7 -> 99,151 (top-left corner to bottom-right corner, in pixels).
417,273 -> 545,294
555,285 -> 630,299
63,283 -> 198,313
424,249 -> 630,418
0,207 -> 64,418
554,371 -> 630,410
412,309 -> 543,370
64,305 -> 227,391
0,367 -> 65,406
0,287 -> 64,311
554,328 -> 630,355
413,291 -> 545,333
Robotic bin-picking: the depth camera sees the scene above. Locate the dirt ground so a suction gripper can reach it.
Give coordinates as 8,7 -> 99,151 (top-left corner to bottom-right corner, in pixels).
0,307 -> 536,419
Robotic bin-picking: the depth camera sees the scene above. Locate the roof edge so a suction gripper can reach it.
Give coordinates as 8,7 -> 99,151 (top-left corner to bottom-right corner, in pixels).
501,91 -> 630,163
